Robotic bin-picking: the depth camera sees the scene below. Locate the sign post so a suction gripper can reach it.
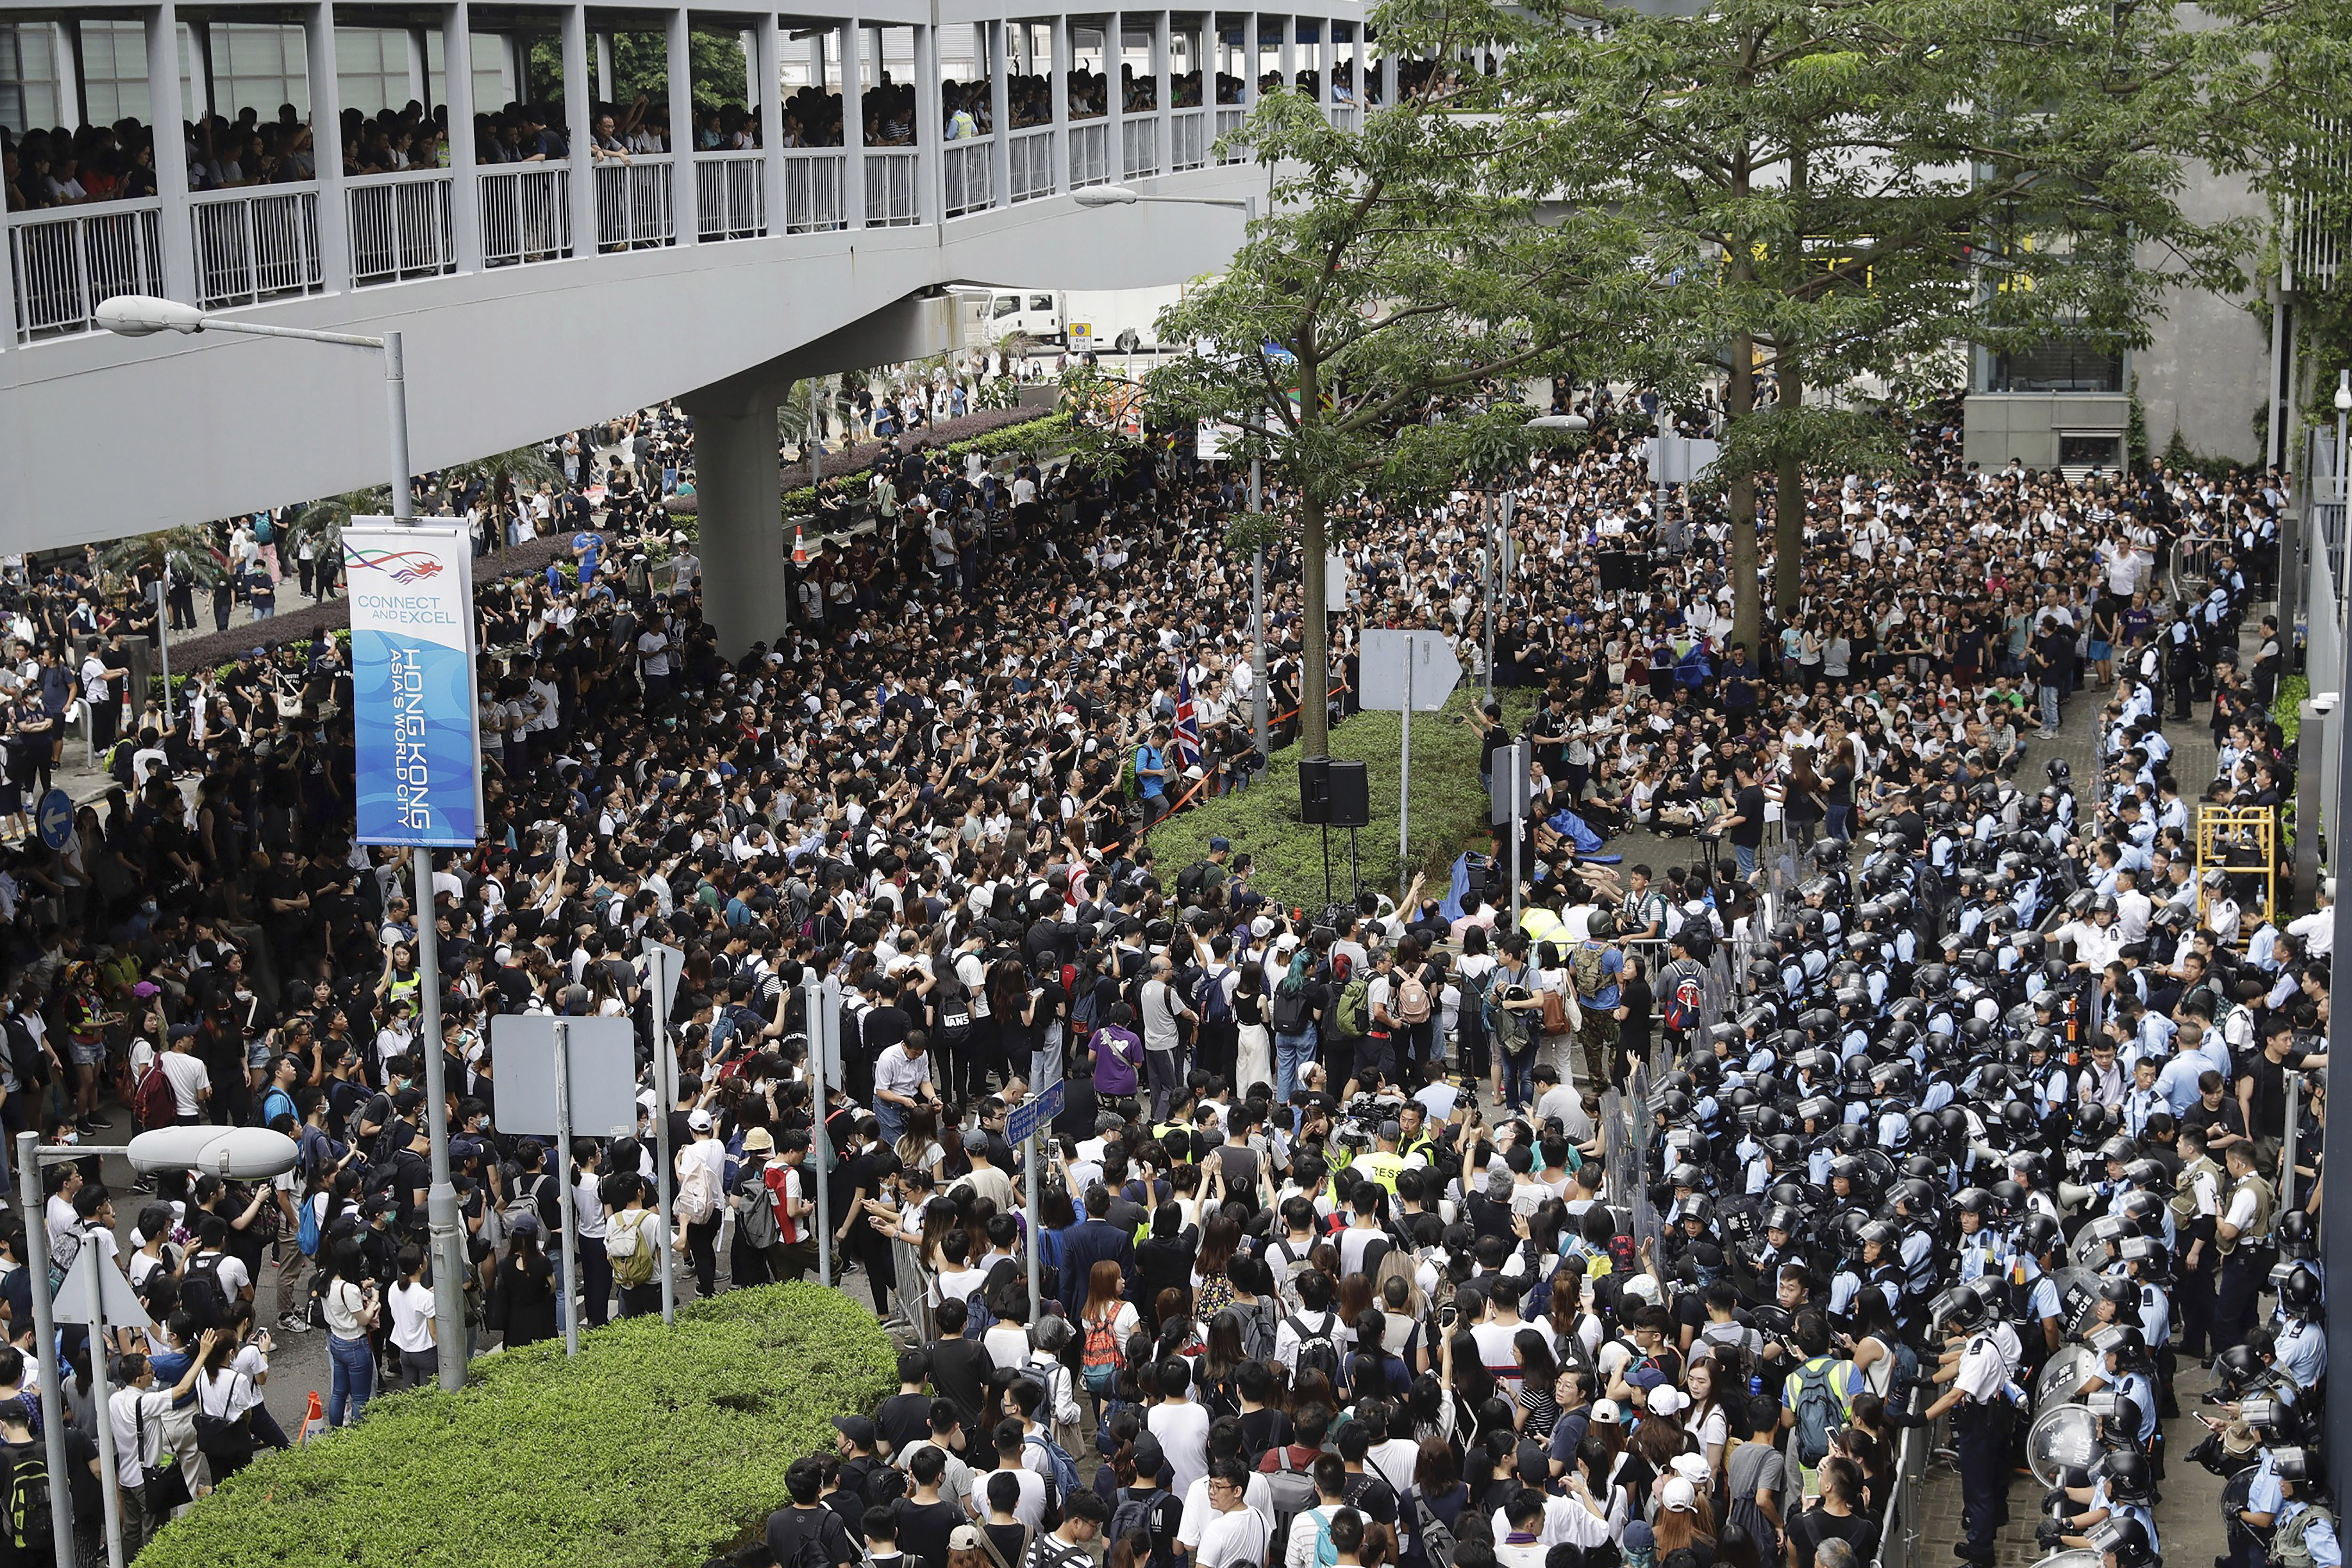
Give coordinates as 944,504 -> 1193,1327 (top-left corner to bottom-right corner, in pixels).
16,1136 -> 70,1568
344,517 -> 484,1391
1008,1081 -> 1065,1314
1360,629 -> 1462,902
644,939 -> 686,1324
803,970 -> 838,1289
491,1016 -> 636,1344
551,1021 -> 579,1354
1401,635 -> 1414,899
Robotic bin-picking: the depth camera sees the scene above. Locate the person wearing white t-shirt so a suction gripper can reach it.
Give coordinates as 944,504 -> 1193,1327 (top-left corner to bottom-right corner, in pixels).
158,1036 -> 210,1122
1147,1362 -> 1214,1496
389,1251 -> 438,1387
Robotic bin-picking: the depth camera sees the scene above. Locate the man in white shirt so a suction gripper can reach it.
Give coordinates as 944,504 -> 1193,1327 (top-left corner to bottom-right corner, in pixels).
159,1033 -> 211,1123
1189,1459 -> 1273,1568
1146,1361 -> 1213,1496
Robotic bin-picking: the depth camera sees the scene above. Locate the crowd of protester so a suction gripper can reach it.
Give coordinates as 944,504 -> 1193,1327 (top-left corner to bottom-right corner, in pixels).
0,363 -> 2323,1568
3,52 -> 1414,215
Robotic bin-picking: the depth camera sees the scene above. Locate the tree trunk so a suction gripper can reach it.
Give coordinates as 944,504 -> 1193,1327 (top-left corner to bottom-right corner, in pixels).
1774,354 -> 1804,620
1729,329 -> 1762,657
1300,491 -> 1331,758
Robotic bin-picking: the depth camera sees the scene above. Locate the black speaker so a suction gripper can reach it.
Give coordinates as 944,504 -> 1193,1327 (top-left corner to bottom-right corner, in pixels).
1299,757 -> 1332,824
1326,760 -> 1369,828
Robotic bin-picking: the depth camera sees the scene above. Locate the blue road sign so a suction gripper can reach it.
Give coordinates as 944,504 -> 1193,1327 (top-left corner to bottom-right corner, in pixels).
1005,1079 -> 1066,1146
37,789 -> 71,850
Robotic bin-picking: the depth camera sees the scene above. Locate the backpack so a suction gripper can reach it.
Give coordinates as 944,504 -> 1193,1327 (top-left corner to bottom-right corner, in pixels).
1263,1449 -> 1318,1537
1414,1490 -> 1460,1568
297,1192 -> 322,1259
1331,979 -> 1369,1040
1570,942 -> 1609,1004
1175,861 -> 1211,902
1081,1313 -> 1126,1396
501,1174 -> 548,1242
1484,983 -> 1531,1054
608,1210 -> 660,1288
937,968 -> 974,1049
182,1253 -> 232,1331
1392,968 -> 1432,1027
735,1167 -> 782,1250
5,1444 -> 52,1557
1025,1430 -> 1081,1520
1194,967 -> 1233,1027
1271,977 -> 1310,1034
676,1157 -> 718,1226
1662,971 -> 1704,1033
1288,1311 -> 1343,1386
1107,1491 -> 1179,1568
1791,1358 -> 1843,1467
134,1059 -> 178,1133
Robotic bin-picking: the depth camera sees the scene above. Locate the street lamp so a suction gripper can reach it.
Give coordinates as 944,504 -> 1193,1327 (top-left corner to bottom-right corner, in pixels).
16,1129 -> 299,1568
96,295 -> 467,1396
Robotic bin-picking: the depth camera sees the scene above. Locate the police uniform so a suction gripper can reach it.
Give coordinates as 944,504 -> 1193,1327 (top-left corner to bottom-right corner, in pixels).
1953,1328 -> 2016,1561
2276,1499 -> 2343,1568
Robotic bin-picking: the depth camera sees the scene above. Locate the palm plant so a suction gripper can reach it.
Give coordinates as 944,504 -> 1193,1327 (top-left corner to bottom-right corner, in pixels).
93,525 -> 229,589
442,444 -> 563,516
285,487 -> 392,571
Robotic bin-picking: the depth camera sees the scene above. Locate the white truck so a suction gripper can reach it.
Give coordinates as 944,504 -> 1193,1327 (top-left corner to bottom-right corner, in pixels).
966,284 -> 1185,354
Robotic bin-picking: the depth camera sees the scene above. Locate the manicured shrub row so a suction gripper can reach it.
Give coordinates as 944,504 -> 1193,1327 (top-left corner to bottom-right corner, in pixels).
138,1283 -> 897,1568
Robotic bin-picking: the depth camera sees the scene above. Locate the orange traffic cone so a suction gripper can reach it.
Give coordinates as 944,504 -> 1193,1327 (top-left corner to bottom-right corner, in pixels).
791,526 -> 808,567
297,1390 -> 327,1445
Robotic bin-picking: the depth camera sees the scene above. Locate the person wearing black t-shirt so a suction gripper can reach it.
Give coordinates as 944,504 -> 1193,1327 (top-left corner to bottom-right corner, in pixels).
1721,758 -> 1767,882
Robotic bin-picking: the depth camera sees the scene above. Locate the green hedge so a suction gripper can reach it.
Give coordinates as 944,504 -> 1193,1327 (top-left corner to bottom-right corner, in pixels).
137,1283 -> 896,1568
1147,689 -> 1536,911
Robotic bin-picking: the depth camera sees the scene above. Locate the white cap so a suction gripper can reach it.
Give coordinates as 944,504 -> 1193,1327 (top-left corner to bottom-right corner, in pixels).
1648,1387 -> 1685,1418
1662,1478 -> 1698,1513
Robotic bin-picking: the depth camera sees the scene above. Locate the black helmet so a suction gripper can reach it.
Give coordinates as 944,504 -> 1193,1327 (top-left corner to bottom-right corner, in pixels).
1953,1186 -> 1992,1215
2278,1210 -> 2317,1258
2087,1390 -> 2146,1447
2281,1264 -> 2323,1315
2090,1517 -> 2153,1568
2015,1214 -> 2062,1258
1764,1133 -> 1804,1166
2001,1100 -> 2039,1138
2047,757 -> 2073,786
1986,1180 -> 2026,1218
2010,1150 -> 2046,1186
2099,1449 -> 2155,1505
2098,1135 -> 2139,1165
1762,1201 -> 1803,1235
2090,1323 -> 2150,1370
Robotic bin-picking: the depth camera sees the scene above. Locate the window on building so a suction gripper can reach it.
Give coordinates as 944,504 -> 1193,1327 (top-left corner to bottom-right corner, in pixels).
1985,340 -> 2123,394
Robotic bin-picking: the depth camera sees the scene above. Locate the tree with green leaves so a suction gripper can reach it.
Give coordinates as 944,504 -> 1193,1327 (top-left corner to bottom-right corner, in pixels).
1141,0 -> 1687,758
94,527 -> 229,590
442,446 -> 565,547
1518,0 -> 2254,650
286,488 -> 392,577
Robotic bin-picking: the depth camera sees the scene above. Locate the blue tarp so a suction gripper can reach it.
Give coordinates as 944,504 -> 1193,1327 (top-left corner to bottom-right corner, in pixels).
1439,853 -> 1479,921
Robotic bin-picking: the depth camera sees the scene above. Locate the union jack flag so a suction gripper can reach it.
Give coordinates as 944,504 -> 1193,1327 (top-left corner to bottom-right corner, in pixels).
1172,669 -> 1203,772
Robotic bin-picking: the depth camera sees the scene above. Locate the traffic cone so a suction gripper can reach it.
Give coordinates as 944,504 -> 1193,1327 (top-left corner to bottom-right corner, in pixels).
297,1390 -> 327,1445
791,526 -> 808,567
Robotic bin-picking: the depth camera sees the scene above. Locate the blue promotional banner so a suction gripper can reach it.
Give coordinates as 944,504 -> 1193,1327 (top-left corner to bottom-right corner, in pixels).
342,522 -> 483,847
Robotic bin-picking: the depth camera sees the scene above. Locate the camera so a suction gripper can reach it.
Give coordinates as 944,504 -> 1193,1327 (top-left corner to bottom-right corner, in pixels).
2313,692 -> 2340,716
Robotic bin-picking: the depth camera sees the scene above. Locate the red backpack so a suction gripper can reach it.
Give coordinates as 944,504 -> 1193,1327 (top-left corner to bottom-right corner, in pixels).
134,1060 -> 177,1132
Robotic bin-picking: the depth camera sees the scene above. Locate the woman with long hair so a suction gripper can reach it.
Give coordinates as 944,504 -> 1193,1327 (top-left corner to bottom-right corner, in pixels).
1512,1329 -> 1561,1438
1197,1309 -> 1248,1419
1684,1352 -> 1732,1475
1652,1477 -> 1718,1567
1192,1211 -> 1241,1321
1232,962 -> 1272,1096
489,1215 -> 559,1348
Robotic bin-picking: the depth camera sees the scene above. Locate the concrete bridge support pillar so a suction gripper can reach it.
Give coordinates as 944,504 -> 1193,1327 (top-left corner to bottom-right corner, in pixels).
683,398 -> 790,660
